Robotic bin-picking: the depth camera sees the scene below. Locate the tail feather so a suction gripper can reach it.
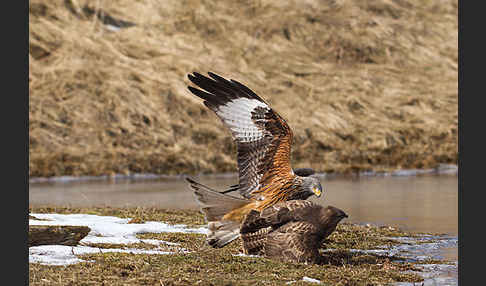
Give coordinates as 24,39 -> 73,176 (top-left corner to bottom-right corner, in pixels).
207,220 -> 241,248
186,177 -> 248,221
185,177 -> 249,248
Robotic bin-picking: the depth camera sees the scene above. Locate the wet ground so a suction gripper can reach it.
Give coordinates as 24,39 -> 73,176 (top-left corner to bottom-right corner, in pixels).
29,171 -> 458,284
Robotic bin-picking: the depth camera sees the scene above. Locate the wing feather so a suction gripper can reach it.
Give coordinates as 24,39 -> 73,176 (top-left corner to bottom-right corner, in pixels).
260,200 -> 317,221
264,226 -> 317,263
241,201 -> 346,264
241,200 -> 318,233
187,72 -> 295,200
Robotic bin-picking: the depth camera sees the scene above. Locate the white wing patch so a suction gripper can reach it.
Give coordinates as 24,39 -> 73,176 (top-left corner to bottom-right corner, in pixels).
216,98 -> 269,143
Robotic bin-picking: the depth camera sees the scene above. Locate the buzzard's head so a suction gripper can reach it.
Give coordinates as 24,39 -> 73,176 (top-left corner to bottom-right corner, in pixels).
294,176 -> 323,200
325,206 -> 348,220
320,206 -> 348,238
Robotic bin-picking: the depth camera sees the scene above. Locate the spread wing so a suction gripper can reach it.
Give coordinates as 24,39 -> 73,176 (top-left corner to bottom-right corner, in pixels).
187,72 -> 295,200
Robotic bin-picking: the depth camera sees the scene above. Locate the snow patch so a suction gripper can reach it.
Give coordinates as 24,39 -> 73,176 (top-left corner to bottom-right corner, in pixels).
29,213 -> 207,266
233,253 -> 261,258
302,276 -> 322,283
286,277 -> 322,284
29,245 -> 178,266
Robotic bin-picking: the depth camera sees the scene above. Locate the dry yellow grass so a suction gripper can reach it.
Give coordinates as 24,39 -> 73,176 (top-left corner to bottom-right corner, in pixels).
29,0 -> 457,177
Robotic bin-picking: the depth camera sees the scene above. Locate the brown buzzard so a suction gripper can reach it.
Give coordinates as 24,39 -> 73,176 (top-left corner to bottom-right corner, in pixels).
240,200 -> 348,264
185,72 -> 324,248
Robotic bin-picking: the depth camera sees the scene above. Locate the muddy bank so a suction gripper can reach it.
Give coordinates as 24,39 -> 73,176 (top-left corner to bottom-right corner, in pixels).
29,0 -> 457,177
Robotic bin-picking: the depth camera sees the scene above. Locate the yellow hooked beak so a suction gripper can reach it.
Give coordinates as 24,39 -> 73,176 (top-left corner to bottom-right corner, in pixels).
313,187 -> 322,197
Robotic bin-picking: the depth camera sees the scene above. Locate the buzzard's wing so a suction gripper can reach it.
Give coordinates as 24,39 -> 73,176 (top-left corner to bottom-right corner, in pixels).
241,201 -> 344,264
264,222 -> 320,263
240,200 -> 317,234
187,72 -> 295,200
259,200 -> 317,224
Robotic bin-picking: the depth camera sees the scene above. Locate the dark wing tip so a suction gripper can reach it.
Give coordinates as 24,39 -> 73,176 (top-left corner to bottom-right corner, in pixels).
205,71 -> 236,83
293,168 -> 316,177
207,71 -> 224,80
186,85 -> 199,94
188,71 -> 266,103
188,71 -> 217,80
229,78 -> 263,101
187,72 -> 205,84
188,71 -> 204,77
184,176 -> 196,184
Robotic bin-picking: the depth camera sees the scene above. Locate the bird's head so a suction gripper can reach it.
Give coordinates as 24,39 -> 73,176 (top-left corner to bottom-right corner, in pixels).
295,176 -> 324,200
324,206 -> 348,221
320,206 -> 348,237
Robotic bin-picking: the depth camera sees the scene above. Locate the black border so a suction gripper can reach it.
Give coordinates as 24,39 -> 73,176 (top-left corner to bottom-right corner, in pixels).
22,1 -> 29,284
457,0 -> 462,284
457,0 -> 465,284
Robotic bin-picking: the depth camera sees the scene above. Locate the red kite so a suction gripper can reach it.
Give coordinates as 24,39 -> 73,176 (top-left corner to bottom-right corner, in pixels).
186,72 -> 324,247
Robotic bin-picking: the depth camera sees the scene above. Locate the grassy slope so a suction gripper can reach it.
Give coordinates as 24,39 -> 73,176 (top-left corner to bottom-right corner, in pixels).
29,0 -> 457,177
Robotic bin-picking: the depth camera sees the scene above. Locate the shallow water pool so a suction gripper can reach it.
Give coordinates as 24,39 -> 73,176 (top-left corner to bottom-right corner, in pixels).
29,173 -> 458,259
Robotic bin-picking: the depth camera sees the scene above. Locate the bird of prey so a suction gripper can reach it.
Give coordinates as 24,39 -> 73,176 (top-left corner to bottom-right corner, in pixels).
240,200 -> 348,264
185,72 -> 324,248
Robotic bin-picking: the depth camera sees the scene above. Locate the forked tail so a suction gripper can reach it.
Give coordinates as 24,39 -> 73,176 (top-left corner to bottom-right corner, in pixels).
185,177 -> 250,248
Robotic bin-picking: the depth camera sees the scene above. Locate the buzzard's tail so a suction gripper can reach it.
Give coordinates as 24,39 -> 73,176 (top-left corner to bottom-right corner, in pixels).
185,177 -> 249,248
